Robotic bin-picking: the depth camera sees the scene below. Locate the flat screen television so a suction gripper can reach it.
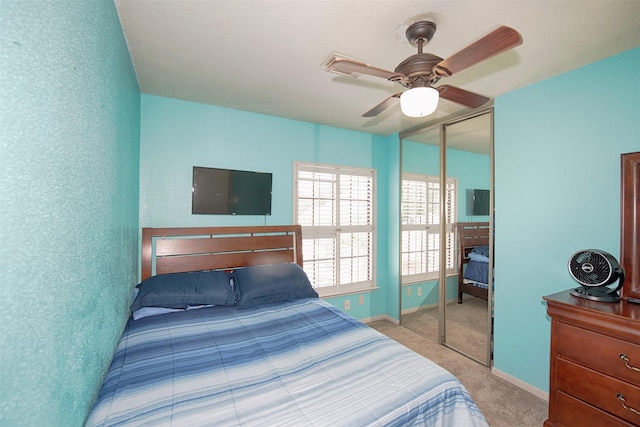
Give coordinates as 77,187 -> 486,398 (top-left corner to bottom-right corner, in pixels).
466,189 -> 490,216
192,166 -> 272,215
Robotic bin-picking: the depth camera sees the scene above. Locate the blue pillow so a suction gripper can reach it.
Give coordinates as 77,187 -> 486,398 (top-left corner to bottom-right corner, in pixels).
471,245 -> 490,257
130,270 -> 235,313
232,263 -> 318,309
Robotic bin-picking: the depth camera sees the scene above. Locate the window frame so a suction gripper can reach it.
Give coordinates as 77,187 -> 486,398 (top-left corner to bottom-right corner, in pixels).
401,172 -> 457,285
293,162 -> 377,297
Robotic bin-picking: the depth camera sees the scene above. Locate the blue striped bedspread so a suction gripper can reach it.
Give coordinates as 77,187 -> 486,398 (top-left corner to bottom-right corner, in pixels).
464,260 -> 489,288
86,298 -> 487,426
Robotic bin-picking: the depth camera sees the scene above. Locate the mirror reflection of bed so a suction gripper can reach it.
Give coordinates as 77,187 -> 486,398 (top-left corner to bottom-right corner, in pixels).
453,221 -> 491,361
400,111 -> 493,366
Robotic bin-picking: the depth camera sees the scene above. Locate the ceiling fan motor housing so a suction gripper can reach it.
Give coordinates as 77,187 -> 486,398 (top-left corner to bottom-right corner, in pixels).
568,249 -> 621,287
396,21 -> 442,87
394,53 -> 443,82
405,21 -> 437,46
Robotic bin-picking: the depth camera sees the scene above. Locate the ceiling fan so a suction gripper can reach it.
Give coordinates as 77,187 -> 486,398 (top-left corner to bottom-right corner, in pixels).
322,21 -> 523,118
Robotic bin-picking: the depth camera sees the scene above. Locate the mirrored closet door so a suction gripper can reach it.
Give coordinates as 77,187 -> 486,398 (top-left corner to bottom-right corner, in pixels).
399,110 -> 494,366
399,126 -> 442,344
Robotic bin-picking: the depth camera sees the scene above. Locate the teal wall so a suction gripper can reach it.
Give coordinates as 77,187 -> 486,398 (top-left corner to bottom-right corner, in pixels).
139,95 -> 400,320
402,140 -> 491,223
449,149 -> 491,223
373,133 -> 402,320
493,47 -> 639,392
401,277 -> 459,311
0,1 -> 140,425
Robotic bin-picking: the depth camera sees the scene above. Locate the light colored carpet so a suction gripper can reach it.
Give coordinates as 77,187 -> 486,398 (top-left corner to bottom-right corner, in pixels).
367,319 -> 548,427
401,296 -> 489,362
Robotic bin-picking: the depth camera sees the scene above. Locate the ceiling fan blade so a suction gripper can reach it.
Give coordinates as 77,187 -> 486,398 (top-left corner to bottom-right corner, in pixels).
322,53 -> 398,80
437,85 -> 490,108
362,93 -> 402,117
434,26 -> 523,77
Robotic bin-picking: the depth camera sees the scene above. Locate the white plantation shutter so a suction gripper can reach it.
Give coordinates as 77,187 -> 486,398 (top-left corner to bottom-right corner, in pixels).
295,163 -> 375,295
401,173 -> 456,283
444,180 -> 456,271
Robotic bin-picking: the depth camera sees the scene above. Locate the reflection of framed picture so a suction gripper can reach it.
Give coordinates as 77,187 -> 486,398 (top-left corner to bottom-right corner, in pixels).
621,152 -> 640,302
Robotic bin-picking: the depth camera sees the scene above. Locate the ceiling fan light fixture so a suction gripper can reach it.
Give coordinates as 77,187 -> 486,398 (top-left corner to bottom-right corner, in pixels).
400,87 -> 439,117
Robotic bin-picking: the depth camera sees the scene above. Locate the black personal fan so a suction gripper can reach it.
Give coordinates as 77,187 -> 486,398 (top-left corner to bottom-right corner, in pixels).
568,249 -> 625,302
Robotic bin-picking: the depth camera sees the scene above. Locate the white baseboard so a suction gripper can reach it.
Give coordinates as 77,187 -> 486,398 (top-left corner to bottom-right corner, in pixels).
362,314 -> 399,324
400,298 -> 458,315
491,368 -> 549,401
401,303 -> 437,315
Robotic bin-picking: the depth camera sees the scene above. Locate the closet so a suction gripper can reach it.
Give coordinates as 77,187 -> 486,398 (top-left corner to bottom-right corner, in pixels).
399,109 -> 494,365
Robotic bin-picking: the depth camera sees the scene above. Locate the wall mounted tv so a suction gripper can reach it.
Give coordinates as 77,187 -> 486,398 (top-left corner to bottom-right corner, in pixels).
466,189 -> 490,216
192,166 -> 272,215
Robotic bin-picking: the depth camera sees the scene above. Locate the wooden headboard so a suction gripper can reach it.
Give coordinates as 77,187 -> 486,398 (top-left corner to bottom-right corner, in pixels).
457,222 -> 490,254
141,225 -> 303,281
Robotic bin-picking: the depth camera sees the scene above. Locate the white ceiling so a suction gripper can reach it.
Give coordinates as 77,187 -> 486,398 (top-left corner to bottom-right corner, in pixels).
114,0 -> 640,137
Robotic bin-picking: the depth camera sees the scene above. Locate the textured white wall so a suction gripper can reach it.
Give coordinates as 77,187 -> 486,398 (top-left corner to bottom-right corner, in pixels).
0,1 -> 140,425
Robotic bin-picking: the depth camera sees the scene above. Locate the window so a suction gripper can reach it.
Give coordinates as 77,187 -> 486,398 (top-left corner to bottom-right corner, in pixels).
401,173 -> 456,283
294,163 -> 376,296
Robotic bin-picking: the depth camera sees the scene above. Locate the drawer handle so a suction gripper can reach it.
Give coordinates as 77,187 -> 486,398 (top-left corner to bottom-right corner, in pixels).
620,353 -> 640,372
617,393 -> 640,416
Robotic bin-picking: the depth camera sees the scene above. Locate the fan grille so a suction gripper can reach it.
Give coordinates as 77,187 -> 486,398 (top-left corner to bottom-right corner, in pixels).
568,250 -> 616,286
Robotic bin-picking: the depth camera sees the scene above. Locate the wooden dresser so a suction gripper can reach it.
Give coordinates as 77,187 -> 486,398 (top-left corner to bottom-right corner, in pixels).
543,290 -> 640,426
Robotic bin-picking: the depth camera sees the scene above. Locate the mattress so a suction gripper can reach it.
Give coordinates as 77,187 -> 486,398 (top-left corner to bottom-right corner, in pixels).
86,298 -> 487,426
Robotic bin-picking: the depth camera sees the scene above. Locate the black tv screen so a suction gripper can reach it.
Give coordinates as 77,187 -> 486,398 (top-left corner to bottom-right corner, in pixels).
192,166 -> 272,215
466,189 -> 490,216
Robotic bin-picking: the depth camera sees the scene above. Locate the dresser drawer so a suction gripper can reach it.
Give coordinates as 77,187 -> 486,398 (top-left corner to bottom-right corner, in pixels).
557,321 -> 640,384
555,390 -> 636,427
556,358 -> 640,424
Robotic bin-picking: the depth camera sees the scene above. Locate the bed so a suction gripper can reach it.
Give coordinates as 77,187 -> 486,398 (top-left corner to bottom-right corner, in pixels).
85,225 -> 487,426
457,222 -> 491,303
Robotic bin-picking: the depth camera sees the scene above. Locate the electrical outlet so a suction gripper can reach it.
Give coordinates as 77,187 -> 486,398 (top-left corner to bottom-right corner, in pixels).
407,287 -> 412,296
344,299 -> 350,310
358,295 -> 364,305
417,287 -> 422,296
